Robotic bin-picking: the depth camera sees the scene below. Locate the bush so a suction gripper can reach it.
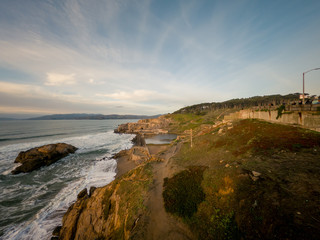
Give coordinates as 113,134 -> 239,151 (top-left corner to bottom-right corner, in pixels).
276,105 -> 285,119
163,166 -> 207,218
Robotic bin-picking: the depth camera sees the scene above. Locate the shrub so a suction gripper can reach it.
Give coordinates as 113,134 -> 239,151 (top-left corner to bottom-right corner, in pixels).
163,166 -> 207,218
276,105 -> 285,119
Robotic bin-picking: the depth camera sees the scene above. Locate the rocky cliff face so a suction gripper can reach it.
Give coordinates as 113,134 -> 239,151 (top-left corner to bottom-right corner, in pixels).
114,116 -> 172,135
55,116 -> 178,239
55,163 -> 153,240
54,134 -> 154,239
12,143 -> 77,174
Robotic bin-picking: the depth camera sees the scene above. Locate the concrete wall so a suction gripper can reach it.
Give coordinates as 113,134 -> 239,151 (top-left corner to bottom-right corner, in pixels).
224,109 -> 320,132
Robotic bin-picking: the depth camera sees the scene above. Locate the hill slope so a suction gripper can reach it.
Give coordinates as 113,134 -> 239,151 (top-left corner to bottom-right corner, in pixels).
55,111 -> 320,240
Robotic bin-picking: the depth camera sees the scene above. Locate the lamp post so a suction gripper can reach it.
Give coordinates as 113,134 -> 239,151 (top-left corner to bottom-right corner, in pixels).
303,67 -> 320,104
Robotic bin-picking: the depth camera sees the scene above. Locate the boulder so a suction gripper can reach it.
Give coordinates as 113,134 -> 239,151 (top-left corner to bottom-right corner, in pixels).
129,146 -> 150,165
132,134 -> 146,147
12,143 -> 77,174
77,188 -> 88,200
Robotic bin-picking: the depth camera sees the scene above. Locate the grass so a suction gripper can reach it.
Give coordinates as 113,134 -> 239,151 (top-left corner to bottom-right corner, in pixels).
169,118 -> 320,239
102,163 -> 153,238
169,113 -> 206,133
168,109 -> 237,134
213,119 -> 320,156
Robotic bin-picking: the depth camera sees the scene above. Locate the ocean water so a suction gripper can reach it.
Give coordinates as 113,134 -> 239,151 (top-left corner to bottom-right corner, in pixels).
0,120 -> 136,240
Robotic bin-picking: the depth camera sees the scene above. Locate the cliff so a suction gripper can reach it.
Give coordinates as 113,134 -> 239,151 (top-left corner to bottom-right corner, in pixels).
57,163 -> 153,240
55,137 -> 153,240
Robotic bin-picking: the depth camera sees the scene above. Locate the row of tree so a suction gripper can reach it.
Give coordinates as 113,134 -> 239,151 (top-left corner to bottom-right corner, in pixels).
174,93 -> 301,114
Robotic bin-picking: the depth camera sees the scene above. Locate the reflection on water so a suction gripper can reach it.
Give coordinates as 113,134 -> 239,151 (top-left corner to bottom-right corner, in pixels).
145,134 -> 177,145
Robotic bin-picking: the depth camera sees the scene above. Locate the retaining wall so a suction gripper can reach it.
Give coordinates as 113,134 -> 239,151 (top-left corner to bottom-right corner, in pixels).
224,109 -> 320,132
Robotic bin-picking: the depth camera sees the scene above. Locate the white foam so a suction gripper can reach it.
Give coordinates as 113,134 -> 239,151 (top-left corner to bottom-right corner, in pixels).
0,131 -> 133,174
1,130 -> 134,240
84,158 -> 117,188
2,163 -> 21,175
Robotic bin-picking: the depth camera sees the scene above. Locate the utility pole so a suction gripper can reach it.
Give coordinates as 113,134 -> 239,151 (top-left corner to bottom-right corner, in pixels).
303,68 -> 320,104
303,72 -> 305,104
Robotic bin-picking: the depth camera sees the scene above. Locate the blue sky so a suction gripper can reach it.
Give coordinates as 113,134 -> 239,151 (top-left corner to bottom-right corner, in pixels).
0,0 -> 320,117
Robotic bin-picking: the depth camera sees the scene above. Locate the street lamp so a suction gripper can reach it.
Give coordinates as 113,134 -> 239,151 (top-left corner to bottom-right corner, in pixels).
303,67 -> 320,104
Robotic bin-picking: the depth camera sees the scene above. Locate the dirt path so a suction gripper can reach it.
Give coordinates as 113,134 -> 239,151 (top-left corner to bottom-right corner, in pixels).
145,143 -> 195,240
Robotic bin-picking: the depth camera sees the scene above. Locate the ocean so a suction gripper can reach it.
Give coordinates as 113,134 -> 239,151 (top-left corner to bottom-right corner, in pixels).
0,119 -> 136,240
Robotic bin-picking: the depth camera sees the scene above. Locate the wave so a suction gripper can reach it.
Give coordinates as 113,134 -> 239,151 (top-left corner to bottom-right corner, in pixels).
0,133 -> 68,142
0,130 -> 134,240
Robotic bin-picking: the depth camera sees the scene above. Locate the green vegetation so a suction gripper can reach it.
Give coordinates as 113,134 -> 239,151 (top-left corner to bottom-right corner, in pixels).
102,187 -> 114,220
168,116 -> 320,240
276,105 -> 285,119
102,163 -> 153,238
175,93 -> 300,114
163,166 -> 207,218
168,109 -> 237,134
283,111 -> 294,114
194,208 -> 239,240
213,119 -> 320,155
118,164 -> 152,220
170,113 -> 204,132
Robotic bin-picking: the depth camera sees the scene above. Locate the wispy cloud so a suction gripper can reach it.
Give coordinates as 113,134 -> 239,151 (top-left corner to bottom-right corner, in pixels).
0,0 -> 319,116
45,73 -> 76,86
98,90 -> 157,101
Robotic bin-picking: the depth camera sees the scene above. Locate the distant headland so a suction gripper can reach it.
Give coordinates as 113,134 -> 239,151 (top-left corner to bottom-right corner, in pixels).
25,113 -> 162,120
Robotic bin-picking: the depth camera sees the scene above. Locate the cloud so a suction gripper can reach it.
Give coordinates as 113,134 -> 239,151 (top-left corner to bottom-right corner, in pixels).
0,81 -> 176,115
0,0 -> 319,117
45,73 -> 76,86
99,89 -> 157,101
0,81 -> 43,97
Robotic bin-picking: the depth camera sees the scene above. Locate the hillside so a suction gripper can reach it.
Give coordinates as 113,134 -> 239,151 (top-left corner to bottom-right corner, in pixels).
54,109 -> 320,240
166,115 -> 320,239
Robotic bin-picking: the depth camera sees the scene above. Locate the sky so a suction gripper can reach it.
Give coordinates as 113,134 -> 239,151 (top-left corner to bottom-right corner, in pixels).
0,0 -> 320,118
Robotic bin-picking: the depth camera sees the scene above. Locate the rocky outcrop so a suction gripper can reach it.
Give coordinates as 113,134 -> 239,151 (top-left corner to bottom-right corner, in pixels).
56,116 -> 173,239
114,116 -> 172,135
129,146 -> 151,165
12,143 -> 77,174
113,134 -> 150,165
56,164 -> 153,240
132,133 -> 146,147
113,146 -> 151,166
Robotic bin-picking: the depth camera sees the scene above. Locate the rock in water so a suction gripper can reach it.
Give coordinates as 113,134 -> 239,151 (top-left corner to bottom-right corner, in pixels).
12,143 -> 77,174
132,133 -> 146,147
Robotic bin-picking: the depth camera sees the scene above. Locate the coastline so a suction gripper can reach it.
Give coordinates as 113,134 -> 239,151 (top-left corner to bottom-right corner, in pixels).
114,150 -> 136,179
0,120 -> 136,240
53,113 -> 320,239
114,140 -> 171,179
52,117 -> 189,239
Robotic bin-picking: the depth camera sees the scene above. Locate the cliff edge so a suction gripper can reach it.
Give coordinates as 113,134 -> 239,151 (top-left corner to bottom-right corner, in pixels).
55,111 -> 320,240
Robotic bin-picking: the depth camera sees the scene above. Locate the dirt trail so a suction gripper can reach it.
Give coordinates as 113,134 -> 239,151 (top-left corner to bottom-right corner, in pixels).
145,143 -> 195,240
